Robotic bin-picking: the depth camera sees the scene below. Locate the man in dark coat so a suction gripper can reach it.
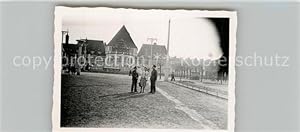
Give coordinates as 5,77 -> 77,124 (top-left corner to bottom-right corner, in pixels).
150,65 -> 158,94
131,66 -> 139,93
171,72 -> 175,81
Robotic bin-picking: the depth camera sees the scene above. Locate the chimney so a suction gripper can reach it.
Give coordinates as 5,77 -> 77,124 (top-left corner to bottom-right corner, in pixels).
65,33 -> 69,44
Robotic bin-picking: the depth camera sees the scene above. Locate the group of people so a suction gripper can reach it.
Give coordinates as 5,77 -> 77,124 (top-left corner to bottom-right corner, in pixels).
129,65 -> 158,94
62,64 -> 80,75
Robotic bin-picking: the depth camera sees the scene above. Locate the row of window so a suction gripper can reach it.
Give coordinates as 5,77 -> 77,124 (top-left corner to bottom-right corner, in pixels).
105,46 -> 137,55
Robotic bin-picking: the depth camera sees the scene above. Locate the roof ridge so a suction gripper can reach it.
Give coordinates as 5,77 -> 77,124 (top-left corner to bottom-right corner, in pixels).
107,25 -> 137,49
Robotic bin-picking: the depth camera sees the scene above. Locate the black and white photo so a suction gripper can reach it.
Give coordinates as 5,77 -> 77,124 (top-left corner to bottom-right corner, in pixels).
52,7 -> 237,132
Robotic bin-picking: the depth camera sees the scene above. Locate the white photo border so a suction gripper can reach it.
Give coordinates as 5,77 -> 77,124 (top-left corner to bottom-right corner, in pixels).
52,6 -> 237,132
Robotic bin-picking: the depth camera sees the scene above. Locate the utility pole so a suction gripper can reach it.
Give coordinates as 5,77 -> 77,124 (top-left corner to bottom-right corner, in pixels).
164,19 -> 171,81
147,37 -> 157,66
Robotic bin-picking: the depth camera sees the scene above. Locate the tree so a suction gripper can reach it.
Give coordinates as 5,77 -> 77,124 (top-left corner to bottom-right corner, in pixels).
203,59 -> 219,81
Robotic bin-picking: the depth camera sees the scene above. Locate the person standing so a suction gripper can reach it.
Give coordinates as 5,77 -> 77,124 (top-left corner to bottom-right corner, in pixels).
150,65 -> 158,94
139,67 -> 149,93
171,72 -> 175,81
131,66 -> 139,93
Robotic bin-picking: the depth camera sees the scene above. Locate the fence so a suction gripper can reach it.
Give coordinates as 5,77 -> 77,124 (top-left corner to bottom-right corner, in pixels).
169,81 -> 228,100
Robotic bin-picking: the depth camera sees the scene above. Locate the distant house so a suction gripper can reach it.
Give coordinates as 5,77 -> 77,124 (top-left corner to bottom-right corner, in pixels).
137,43 -> 167,68
105,25 -> 138,72
76,39 -> 106,71
62,43 -> 78,67
62,43 -> 78,57
82,39 -> 106,56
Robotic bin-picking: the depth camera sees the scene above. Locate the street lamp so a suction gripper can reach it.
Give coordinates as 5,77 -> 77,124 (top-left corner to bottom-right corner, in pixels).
147,37 -> 157,66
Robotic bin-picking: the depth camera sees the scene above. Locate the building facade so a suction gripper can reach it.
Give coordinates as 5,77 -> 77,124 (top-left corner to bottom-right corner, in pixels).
138,43 -> 167,78
62,26 -> 139,73
76,39 -> 106,71
105,25 -> 138,72
137,43 -> 167,68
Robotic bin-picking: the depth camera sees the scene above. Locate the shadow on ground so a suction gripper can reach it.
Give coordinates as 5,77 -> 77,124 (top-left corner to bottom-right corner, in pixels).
99,92 -> 152,100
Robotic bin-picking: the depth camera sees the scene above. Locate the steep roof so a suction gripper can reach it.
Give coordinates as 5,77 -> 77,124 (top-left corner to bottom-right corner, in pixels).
138,44 -> 167,57
107,25 -> 137,49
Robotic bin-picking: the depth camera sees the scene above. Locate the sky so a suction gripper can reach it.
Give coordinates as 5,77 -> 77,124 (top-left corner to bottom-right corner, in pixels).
62,8 -> 223,60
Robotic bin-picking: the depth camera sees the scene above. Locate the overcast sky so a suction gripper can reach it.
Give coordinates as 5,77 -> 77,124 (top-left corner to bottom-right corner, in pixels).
62,8 -> 223,60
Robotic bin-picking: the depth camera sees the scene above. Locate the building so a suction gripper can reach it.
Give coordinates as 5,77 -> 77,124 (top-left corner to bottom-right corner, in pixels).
61,32 -> 106,72
105,25 -> 138,72
62,43 -> 78,70
137,43 -> 167,67
138,43 -> 167,79
62,43 -> 78,58
62,26 -> 139,73
76,39 -> 106,71
62,32 -> 78,68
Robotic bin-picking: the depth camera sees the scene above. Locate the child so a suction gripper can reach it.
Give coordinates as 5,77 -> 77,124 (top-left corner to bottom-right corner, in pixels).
139,67 -> 149,93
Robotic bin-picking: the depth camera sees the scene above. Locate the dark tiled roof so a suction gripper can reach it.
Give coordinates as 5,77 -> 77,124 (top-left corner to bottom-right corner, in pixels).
138,44 -> 167,57
84,40 -> 106,56
107,25 -> 137,49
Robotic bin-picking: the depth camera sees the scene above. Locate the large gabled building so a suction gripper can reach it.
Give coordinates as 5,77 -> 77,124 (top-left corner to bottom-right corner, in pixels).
105,25 -> 138,72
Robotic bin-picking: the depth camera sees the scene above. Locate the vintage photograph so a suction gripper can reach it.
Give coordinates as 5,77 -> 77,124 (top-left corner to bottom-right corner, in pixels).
53,7 -> 237,132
